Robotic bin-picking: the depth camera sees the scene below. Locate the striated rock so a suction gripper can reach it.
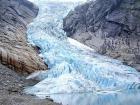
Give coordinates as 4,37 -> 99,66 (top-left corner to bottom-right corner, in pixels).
63,0 -> 140,71
0,0 -> 47,73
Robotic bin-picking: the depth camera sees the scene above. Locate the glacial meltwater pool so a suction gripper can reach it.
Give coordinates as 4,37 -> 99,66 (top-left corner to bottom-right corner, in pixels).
25,0 -> 140,105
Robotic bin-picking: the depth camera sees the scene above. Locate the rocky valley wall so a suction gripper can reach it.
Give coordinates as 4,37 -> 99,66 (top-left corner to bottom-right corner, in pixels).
63,0 -> 140,71
0,0 -> 47,73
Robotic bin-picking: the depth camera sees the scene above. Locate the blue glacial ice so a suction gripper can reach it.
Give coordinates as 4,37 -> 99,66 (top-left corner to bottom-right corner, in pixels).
25,0 -> 140,98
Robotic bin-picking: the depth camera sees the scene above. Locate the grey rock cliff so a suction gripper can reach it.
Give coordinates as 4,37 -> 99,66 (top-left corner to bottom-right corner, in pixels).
63,0 -> 140,71
0,0 -> 47,73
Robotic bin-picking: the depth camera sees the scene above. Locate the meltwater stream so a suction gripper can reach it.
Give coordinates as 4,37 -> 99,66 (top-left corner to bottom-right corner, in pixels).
26,0 -> 140,105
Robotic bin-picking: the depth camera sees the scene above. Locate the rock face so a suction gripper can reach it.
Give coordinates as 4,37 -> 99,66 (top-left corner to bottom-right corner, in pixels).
0,0 -> 47,73
63,0 -> 140,71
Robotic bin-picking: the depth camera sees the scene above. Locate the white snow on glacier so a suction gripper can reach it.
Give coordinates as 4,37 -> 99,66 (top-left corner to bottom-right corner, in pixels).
25,0 -> 140,99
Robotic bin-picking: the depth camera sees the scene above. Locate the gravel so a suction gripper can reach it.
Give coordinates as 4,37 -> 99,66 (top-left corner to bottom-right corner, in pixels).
0,64 -> 60,105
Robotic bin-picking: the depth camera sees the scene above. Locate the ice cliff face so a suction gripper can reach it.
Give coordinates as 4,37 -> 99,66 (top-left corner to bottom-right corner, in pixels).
63,0 -> 140,71
25,0 -> 140,99
0,0 -> 47,73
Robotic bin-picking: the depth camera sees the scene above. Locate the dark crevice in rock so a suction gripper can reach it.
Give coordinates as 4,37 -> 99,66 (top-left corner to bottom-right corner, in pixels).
8,6 -> 26,19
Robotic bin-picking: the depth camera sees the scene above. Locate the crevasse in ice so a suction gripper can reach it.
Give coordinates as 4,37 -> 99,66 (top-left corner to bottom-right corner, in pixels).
25,0 -> 140,98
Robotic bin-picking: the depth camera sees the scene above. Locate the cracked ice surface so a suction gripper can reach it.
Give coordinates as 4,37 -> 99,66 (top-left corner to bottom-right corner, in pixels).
25,0 -> 140,98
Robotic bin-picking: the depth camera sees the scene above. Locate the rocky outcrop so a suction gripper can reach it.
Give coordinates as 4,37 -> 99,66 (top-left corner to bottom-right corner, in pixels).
0,0 -> 47,73
63,0 -> 140,71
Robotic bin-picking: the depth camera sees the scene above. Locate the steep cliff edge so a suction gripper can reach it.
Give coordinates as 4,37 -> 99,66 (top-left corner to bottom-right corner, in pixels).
63,0 -> 140,71
0,0 -> 47,73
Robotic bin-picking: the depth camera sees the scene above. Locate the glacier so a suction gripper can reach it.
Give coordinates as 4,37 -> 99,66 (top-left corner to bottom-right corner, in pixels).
25,0 -> 140,104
